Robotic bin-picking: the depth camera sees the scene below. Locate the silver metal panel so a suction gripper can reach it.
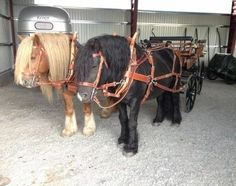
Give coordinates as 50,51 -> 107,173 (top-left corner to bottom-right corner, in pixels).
18,6 -> 72,34
0,0 -> 13,74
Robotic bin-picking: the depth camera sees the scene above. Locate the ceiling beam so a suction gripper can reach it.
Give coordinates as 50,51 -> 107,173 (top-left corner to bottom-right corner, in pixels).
227,0 -> 236,53
130,0 -> 138,37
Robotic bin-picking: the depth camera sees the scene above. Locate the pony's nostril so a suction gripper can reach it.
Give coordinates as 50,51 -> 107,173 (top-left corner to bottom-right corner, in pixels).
22,79 -> 28,86
81,93 -> 88,99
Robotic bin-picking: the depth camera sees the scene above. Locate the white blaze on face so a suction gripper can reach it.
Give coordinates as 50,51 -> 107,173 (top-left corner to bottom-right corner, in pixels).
77,92 -> 83,101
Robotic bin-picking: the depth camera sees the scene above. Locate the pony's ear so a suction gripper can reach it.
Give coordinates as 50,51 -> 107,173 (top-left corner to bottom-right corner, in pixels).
69,32 -> 78,41
130,32 -> 138,46
127,36 -> 132,44
92,39 -> 101,52
33,34 -> 40,46
17,35 -> 27,42
130,32 -> 138,60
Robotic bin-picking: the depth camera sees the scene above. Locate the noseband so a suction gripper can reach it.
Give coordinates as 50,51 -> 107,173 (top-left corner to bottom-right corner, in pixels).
22,44 -> 46,88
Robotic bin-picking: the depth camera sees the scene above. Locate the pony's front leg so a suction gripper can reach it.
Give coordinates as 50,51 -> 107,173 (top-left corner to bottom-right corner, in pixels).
118,102 -> 129,146
82,103 -> 96,136
61,90 -> 78,137
122,99 -> 140,157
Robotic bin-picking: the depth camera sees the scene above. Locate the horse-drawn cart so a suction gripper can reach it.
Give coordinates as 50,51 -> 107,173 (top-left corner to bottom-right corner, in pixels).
142,36 -> 206,112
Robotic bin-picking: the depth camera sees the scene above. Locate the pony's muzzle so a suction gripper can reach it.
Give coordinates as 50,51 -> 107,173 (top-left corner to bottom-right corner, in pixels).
21,75 -> 39,88
77,87 -> 96,103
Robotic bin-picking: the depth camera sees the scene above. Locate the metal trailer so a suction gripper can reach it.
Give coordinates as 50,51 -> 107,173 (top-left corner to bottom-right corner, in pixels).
18,5 -> 72,35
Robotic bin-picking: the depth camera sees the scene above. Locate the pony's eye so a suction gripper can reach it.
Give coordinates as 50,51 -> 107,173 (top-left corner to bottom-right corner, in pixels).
92,63 -> 98,68
92,58 -> 100,68
31,56 -> 36,60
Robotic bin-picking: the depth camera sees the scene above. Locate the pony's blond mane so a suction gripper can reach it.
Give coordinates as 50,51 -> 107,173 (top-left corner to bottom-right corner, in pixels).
15,33 -> 71,102
15,36 -> 34,85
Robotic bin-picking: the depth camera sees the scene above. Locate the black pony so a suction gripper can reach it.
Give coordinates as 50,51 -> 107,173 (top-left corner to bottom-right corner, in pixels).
76,35 -> 182,156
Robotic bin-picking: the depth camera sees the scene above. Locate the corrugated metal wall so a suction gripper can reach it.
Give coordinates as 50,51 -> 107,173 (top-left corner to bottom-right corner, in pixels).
65,8 -> 130,43
0,0 -> 12,74
137,12 -> 230,63
12,0 -> 231,63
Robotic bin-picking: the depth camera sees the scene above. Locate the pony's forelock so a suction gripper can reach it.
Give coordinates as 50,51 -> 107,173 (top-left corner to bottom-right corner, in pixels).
14,35 -> 34,84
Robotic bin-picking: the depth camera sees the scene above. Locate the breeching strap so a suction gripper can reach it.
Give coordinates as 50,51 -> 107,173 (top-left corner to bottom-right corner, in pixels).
124,48 -> 183,104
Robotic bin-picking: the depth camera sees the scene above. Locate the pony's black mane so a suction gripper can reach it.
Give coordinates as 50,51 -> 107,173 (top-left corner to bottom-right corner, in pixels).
77,34 -> 176,84
77,35 -> 130,82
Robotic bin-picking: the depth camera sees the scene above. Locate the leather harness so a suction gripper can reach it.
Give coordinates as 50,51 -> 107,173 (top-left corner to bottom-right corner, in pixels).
78,46 -> 184,108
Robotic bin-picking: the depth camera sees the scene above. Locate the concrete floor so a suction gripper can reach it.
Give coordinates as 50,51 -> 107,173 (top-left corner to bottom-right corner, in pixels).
0,79 -> 236,186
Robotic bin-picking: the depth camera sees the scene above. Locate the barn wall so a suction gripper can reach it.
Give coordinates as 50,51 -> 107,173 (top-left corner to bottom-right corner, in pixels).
137,11 -> 230,64
12,0 -> 230,64
0,0 -> 14,86
65,8 -> 130,44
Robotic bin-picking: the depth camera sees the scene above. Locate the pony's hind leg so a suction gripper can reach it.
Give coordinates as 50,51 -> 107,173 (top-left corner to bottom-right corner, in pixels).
153,94 -> 165,126
61,90 -> 78,137
171,93 -> 182,125
82,103 -> 96,136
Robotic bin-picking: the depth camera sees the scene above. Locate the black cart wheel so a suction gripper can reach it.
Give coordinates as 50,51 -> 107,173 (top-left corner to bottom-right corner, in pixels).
185,75 -> 197,113
197,61 -> 205,94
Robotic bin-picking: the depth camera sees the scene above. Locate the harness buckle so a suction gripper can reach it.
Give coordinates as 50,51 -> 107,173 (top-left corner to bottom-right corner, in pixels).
115,79 -> 125,86
151,78 -> 158,86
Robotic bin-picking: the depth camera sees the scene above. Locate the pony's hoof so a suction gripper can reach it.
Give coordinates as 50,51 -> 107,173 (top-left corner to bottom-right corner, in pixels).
172,112 -> 182,124
152,117 -> 163,126
122,151 -> 136,157
122,144 -> 138,157
172,118 -> 182,125
61,129 -> 77,137
83,127 -> 95,137
171,123 -> 180,127
152,122 -> 161,126
117,143 -> 125,149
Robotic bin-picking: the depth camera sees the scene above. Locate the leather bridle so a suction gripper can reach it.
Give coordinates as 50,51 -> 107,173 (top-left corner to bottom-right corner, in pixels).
22,33 -> 78,90
22,44 -> 46,88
